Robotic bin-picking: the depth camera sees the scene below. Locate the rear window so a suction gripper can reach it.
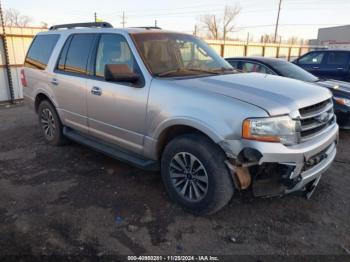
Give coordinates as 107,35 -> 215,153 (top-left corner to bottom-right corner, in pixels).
24,34 -> 60,70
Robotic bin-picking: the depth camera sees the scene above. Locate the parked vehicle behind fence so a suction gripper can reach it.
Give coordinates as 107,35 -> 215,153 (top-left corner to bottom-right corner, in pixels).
293,50 -> 350,82
23,22 -> 338,214
225,56 -> 350,129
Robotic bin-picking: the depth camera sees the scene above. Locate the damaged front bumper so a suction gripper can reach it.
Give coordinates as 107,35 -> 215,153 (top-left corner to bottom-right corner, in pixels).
220,123 -> 339,197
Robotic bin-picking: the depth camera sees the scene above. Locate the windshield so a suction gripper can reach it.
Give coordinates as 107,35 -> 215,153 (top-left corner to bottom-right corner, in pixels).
132,32 -> 233,77
270,60 -> 319,82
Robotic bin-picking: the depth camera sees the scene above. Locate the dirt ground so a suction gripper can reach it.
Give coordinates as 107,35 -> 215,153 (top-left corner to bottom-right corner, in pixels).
0,103 -> 350,260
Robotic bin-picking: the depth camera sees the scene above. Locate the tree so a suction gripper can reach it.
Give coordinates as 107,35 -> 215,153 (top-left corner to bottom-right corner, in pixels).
3,8 -> 32,27
287,36 -> 306,45
200,14 -> 220,40
222,5 -> 241,41
260,33 -> 281,43
200,4 -> 241,40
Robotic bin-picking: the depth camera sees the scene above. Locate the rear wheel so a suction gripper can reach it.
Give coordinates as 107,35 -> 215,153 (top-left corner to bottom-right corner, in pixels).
161,134 -> 234,215
38,100 -> 67,146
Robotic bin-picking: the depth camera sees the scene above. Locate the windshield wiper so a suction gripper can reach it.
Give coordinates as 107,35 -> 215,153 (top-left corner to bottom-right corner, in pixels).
156,68 -> 220,77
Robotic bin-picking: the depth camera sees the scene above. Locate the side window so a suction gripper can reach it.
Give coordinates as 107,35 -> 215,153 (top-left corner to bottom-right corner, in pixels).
226,60 -> 239,69
298,52 -> 324,65
58,34 -> 95,75
95,34 -> 136,78
24,34 -> 60,70
326,52 -> 348,65
241,62 -> 273,74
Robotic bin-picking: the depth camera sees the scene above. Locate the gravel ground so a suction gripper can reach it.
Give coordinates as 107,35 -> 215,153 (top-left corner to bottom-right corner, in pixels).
0,103 -> 349,261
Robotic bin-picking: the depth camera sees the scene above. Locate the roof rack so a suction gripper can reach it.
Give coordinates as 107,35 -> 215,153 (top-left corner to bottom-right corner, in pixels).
49,22 -> 113,30
130,26 -> 162,30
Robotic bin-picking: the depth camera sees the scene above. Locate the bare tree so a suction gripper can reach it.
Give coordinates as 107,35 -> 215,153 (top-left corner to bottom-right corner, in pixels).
222,5 -> 241,41
3,8 -> 32,27
200,4 -> 241,40
200,14 -> 220,40
260,33 -> 281,43
40,21 -> 49,28
287,36 -> 305,45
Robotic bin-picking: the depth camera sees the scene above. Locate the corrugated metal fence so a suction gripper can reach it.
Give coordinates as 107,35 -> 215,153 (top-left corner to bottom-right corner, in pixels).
0,26 -> 325,103
206,39 -> 325,60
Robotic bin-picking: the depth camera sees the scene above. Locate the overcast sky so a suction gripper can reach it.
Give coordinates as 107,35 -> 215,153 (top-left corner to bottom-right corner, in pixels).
3,0 -> 350,41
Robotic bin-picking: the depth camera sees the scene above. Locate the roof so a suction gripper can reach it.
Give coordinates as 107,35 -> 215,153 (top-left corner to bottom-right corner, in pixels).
45,22 -> 180,35
225,56 -> 286,64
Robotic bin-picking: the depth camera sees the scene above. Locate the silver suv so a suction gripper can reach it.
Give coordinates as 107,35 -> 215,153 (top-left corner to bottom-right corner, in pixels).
23,22 -> 339,214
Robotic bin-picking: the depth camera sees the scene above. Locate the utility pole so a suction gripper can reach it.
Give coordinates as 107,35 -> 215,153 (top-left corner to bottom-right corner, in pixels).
154,20 -> 157,28
121,11 -> 126,28
94,12 -> 97,22
0,0 -> 14,103
193,25 -> 197,36
274,0 -> 282,43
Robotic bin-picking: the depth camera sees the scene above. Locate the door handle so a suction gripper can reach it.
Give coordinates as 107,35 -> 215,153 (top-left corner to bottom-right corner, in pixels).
51,78 -> 59,86
91,86 -> 102,96
313,66 -> 319,69
337,67 -> 344,70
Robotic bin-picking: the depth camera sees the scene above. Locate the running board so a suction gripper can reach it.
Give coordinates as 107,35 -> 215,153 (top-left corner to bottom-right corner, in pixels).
63,127 -> 159,171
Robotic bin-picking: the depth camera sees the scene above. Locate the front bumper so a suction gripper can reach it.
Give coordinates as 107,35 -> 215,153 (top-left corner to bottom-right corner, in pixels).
220,123 -> 339,195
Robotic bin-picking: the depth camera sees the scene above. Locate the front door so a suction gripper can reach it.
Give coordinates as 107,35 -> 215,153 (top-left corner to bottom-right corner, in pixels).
297,51 -> 325,77
86,33 -> 149,154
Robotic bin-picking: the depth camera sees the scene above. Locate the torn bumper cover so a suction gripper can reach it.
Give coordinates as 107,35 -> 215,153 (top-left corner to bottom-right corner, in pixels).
220,123 -> 339,197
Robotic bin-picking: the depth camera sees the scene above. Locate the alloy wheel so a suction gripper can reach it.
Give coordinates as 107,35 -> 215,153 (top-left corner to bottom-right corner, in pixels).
40,108 -> 56,140
169,152 -> 209,202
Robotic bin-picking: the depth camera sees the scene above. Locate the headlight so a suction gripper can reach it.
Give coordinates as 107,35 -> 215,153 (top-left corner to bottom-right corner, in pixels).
334,96 -> 350,107
242,116 -> 299,145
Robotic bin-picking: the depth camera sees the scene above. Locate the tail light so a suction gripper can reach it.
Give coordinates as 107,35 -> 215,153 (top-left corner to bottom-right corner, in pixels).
20,69 -> 27,87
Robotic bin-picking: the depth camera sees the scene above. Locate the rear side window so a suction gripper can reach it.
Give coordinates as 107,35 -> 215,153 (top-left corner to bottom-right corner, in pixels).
24,34 -> 59,70
326,52 -> 348,65
57,34 -> 95,75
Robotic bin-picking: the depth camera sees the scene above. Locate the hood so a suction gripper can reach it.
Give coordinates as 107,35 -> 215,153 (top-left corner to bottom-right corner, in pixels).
316,79 -> 350,98
172,73 -> 332,116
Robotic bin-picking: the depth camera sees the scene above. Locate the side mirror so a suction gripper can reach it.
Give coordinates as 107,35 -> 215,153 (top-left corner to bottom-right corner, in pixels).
104,64 -> 140,83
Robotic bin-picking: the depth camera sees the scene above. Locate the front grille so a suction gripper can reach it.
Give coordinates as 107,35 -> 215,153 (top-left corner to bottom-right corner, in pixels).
298,99 -> 336,142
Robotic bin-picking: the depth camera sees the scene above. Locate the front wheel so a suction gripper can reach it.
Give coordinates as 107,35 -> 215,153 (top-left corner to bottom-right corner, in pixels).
161,134 -> 234,215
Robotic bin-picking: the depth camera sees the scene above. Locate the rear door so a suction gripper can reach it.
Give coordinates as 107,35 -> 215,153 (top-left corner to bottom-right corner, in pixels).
52,33 -> 97,134
296,51 -> 325,77
323,51 -> 349,80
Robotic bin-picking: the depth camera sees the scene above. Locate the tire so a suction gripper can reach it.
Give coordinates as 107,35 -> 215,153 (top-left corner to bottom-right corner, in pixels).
161,133 -> 234,215
37,100 -> 67,146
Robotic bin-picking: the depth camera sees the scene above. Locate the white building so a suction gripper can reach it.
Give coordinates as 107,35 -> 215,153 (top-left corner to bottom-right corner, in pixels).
316,25 -> 350,50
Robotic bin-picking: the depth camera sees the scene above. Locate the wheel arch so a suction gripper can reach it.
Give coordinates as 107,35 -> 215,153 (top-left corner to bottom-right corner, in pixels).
155,121 -> 224,160
34,92 -> 56,113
